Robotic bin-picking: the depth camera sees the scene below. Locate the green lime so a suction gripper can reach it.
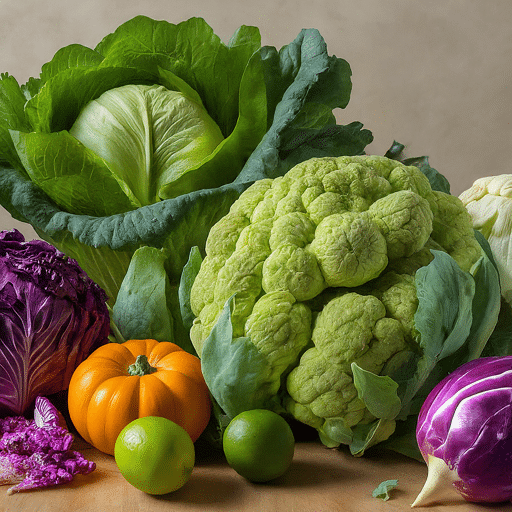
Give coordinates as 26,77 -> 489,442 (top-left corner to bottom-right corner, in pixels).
222,409 -> 295,482
114,416 -> 195,495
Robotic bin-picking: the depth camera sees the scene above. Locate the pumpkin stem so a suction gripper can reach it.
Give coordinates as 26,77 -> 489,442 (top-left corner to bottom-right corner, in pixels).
128,355 -> 157,376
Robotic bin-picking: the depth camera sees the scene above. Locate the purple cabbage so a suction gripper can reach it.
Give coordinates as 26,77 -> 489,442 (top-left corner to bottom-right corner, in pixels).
0,396 -> 95,494
413,356 -> 512,506
0,229 -> 110,416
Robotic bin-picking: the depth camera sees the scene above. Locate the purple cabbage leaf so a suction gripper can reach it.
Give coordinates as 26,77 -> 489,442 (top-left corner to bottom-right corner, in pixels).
0,229 -> 110,416
0,396 -> 95,494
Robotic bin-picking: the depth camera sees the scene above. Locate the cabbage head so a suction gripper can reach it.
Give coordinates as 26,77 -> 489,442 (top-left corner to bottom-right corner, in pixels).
0,229 -> 110,417
0,15 -> 372,326
181,155 -> 500,455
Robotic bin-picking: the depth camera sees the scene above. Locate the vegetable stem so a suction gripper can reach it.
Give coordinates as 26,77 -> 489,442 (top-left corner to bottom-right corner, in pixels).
128,355 -> 157,376
411,455 -> 461,508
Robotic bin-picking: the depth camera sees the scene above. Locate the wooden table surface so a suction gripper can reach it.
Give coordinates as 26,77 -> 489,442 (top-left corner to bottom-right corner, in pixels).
1,436 -> 511,512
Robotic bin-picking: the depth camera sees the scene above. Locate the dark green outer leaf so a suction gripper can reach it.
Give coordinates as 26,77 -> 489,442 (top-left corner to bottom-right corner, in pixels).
396,250 -> 475,419
235,29 -> 371,184
482,299 -> 512,356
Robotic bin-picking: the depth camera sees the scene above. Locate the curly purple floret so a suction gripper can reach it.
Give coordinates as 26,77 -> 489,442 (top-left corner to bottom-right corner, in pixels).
0,397 -> 95,494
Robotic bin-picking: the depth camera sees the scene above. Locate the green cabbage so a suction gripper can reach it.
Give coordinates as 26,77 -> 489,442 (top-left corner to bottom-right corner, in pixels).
0,16 -> 372,336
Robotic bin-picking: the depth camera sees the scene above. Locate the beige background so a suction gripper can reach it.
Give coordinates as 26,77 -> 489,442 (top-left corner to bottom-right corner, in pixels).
1,0 -> 511,240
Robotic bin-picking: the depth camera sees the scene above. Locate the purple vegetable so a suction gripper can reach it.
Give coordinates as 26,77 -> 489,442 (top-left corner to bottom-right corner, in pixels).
0,229 -> 110,416
33,395 -> 68,430
0,396 -> 95,494
413,356 -> 512,507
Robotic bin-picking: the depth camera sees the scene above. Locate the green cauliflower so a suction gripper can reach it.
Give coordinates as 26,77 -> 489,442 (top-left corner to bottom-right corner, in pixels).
187,155 -> 492,450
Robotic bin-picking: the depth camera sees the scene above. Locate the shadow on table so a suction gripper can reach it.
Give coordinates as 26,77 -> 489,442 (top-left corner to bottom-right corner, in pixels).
268,459 -> 357,489
154,447 -> 357,505
153,471 -> 245,506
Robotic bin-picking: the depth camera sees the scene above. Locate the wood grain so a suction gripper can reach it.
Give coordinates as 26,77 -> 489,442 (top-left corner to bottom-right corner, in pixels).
1,438 -> 511,512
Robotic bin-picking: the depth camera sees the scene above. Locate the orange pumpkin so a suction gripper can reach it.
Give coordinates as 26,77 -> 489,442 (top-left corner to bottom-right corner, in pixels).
67,339 -> 211,455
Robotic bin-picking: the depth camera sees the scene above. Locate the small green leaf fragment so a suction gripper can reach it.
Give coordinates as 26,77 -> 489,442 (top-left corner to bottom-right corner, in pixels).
372,479 -> 399,501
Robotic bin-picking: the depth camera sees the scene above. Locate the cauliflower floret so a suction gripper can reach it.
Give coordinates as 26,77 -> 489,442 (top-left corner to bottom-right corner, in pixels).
309,212 -> 387,287
368,190 -> 433,259
286,290 -> 410,433
430,191 -> 483,272
262,244 -> 325,301
189,154 -> 486,443
244,291 -> 312,387
285,347 -> 366,429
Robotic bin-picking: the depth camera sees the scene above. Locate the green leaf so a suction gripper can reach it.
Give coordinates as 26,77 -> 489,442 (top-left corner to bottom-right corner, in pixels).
318,418 -> 353,447
372,479 -> 399,501
10,129 -> 140,216
156,50 -> 268,198
0,74 -> 31,168
200,295 -> 276,419
179,246 -> 203,332
112,246 -> 175,343
40,44 -> 104,82
398,251 -> 475,419
25,66 -> 155,133
350,418 -> 397,456
96,16 -> 263,138
235,29 -> 371,184
351,362 -> 401,420
463,231 -> 501,359
483,298 -> 512,356
277,121 -> 373,173
20,77 -> 42,101
259,29 -> 352,129
0,164 -> 54,225
456,249 -> 500,361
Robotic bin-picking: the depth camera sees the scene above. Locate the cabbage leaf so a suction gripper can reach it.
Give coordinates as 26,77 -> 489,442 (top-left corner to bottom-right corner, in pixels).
0,16 -> 372,310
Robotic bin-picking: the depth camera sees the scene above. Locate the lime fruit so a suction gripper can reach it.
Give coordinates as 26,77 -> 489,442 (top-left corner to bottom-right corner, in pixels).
114,416 -> 195,494
222,409 -> 295,482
